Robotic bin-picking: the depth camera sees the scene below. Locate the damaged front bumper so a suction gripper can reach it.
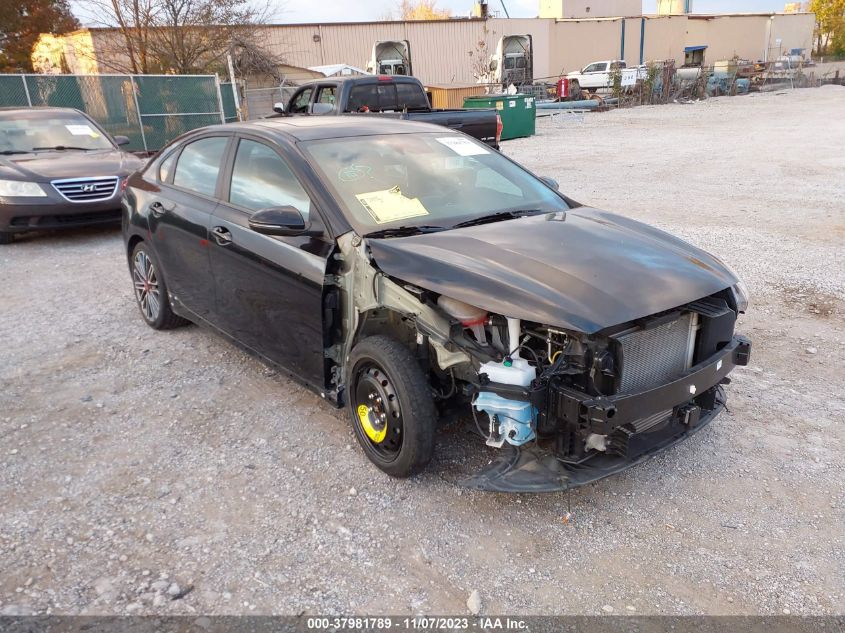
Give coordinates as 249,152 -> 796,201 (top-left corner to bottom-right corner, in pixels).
461,335 -> 751,493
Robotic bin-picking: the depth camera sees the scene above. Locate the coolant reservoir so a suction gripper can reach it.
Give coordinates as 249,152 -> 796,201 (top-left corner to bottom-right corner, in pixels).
437,296 -> 488,343
478,358 -> 535,387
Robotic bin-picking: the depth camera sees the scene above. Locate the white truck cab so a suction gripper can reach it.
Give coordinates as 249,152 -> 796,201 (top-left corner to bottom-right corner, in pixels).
566,60 -> 641,92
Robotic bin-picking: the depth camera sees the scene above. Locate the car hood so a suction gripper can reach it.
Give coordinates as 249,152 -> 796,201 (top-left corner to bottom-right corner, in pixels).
366,207 -> 738,334
0,149 -> 145,181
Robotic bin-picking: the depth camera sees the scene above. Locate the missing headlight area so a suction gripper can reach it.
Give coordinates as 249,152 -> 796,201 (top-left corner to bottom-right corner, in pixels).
329,234 -> 751,493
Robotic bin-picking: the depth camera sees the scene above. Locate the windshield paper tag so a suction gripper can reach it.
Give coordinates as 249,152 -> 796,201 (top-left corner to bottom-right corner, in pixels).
356,187 -> 429,224
65,124 -> 98,137
435,136 -> 489,157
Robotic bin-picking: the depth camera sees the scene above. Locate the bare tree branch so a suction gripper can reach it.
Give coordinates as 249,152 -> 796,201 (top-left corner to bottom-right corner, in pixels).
70,0 -> 284,76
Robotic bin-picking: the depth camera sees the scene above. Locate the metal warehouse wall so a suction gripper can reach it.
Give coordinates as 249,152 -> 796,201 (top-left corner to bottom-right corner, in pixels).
686,13 -> 816,64
261,18 -> 554,85
40,13 -> 815,86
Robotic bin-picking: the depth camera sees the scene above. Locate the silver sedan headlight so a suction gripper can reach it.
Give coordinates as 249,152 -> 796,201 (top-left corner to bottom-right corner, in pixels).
0,179 -> 47,197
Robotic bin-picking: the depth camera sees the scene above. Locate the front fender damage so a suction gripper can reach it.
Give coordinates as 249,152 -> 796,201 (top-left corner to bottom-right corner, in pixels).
330,232 -> 471,402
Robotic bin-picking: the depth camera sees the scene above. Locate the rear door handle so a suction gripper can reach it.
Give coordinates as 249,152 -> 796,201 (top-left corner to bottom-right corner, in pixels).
149,201 -> 173,217
211,225 -> 233,246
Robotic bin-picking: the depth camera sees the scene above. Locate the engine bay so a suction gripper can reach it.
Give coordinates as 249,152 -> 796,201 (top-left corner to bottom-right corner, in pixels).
327,233 -> 751,492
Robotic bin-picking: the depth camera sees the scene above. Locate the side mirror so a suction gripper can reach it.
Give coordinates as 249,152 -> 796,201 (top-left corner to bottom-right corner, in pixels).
273,102 -> 286,114
248,206 -> 319,237
113,135 -> 131,147
539,176 -> 559,191
489,59 -> 498,71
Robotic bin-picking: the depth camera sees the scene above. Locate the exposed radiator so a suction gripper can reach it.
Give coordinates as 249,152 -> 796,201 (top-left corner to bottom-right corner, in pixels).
616,312 -> 698,394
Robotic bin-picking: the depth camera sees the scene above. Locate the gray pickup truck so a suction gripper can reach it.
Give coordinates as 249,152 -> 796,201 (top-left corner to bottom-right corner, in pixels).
273,75 -> 501,149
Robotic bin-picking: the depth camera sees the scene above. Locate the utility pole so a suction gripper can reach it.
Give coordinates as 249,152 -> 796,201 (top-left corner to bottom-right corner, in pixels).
227,52 -> 243,122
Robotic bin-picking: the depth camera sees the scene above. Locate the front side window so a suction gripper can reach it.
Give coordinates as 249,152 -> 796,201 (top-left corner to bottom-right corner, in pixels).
302,133 -> 566,234
583,63 -> 606,73
228,139 -> 311,216
172,136 -> 228,197
290,88 -> 313,113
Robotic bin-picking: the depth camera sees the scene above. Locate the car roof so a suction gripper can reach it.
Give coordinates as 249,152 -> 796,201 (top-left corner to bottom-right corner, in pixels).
302,75 -> 419,84
0,106 -> 85,117
232,116 -> 449,142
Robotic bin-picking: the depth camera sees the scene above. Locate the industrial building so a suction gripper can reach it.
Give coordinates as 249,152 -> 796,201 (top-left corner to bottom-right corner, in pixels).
33,1 -> 815,86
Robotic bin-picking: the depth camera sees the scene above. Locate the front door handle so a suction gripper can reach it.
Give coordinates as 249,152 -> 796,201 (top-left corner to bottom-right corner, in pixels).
149,201 -> 174,217
211,226 -> 233,246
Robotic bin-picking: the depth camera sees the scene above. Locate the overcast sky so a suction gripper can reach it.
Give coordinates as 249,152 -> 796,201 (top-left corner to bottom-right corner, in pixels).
279,1 -> 788,23
71,0 -> 791,25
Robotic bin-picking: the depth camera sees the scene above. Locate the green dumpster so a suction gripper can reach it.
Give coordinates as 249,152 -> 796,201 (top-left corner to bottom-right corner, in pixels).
463,93 -> 536,141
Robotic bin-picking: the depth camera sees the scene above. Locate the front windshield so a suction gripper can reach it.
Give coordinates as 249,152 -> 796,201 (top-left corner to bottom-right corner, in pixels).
301,133 -> 567,234
0,111 -> 115,153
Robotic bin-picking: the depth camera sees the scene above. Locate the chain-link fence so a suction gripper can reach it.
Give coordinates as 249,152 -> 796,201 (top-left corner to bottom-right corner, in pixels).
219,83 -> 297,120
607,59 -> 826,108
0,74 -> 229,152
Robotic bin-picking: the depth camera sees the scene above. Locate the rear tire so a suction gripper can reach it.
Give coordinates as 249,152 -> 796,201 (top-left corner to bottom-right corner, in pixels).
0,232 -> 13,245
130,242 -> 189,330
347,335 -> 437,478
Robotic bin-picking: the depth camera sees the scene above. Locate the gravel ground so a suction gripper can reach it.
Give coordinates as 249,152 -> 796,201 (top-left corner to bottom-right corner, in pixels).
1,87 -> 844,617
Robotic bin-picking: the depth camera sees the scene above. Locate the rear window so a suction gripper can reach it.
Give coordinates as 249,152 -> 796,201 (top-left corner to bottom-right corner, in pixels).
348,84 -> 392,111
396,83 -> 428,109
347,82 -> 426,112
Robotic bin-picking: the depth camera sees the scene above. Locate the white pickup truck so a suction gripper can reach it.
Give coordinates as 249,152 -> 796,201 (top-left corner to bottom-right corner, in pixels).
566,60 -> 647,94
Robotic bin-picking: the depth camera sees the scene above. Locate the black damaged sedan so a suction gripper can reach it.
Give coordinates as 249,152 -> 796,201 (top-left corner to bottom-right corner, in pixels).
122,117 -> 751,492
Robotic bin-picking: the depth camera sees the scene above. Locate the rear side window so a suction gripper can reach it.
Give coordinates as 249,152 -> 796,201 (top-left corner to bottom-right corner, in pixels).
228,139 -> 311,216
173,137 -> 228,197
316,86 -> 336,105
158,151 -> 177,182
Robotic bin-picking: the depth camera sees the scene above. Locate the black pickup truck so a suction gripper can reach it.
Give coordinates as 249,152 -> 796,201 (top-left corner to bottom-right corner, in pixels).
272,75 -> 502,149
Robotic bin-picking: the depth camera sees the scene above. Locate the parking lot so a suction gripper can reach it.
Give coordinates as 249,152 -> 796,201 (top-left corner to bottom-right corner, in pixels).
1,86 -> 843,616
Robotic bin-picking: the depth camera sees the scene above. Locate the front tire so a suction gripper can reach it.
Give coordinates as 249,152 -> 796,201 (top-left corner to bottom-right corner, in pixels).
130,242 -> 188,330
347,336 -> 437,478
0,232 -> 13,245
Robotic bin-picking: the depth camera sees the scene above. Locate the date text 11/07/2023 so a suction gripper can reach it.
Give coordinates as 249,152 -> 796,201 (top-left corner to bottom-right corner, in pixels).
306,616 -> 529,630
